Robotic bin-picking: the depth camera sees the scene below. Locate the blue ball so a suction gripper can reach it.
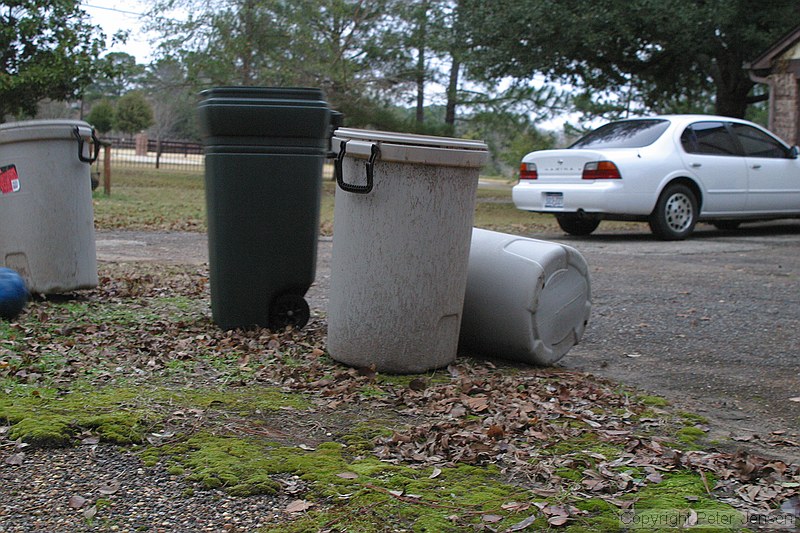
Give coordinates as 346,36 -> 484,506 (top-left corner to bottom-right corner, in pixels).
0,267 -> 28,321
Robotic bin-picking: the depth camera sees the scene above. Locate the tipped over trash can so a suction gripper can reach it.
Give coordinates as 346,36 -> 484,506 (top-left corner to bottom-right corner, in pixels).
198,87 -> 332,330
459,228 -> 591,365
0,119 -> 99,294
327,129 -> 488,373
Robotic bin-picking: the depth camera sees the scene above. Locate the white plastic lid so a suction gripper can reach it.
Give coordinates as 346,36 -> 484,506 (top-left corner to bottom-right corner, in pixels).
332,127 -> 488,168
0,119 -> 94,144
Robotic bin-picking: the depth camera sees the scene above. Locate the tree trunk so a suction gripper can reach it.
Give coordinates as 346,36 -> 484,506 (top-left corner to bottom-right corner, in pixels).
445,56 -> 460,132
415,1 -> 428,126
712,54 -> 753,118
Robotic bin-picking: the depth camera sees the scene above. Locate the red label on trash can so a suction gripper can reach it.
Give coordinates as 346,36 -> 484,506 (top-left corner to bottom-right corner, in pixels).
0,165 -> 20,195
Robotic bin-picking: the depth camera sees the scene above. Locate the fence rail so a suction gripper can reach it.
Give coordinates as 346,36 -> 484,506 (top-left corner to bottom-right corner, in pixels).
97,137 -> 205,172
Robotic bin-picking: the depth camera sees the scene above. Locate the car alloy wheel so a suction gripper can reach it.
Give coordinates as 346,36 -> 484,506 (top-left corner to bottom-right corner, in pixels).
664,192 -> 694,232
649,183 -> 698,240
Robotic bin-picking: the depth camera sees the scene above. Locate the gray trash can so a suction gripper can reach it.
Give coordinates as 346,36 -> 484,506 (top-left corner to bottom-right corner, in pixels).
459,228 -> 591,365
0,120 -> 99,294
197,87 -> 333,330
327,128 -> 488,373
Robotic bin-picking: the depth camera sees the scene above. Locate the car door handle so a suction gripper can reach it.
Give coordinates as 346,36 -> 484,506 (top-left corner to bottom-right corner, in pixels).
691,163 -> 702,168
751,164 -> 762,169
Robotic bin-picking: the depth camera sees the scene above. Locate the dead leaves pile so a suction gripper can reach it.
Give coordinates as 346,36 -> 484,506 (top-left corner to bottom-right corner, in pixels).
2,263 -> 799,526
284,359 -> 800,523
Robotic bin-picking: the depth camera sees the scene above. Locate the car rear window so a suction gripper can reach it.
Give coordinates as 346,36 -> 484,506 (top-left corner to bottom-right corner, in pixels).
570,119 -> 670,149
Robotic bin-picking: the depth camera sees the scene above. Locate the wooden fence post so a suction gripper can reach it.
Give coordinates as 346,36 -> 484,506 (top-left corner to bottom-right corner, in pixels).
103,142 -> 112,196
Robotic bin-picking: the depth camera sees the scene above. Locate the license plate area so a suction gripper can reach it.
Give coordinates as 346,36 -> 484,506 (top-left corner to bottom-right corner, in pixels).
544,192 -> 564,208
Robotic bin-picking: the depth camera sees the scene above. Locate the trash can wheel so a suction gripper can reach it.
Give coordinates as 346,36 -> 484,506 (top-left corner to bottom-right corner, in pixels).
268,293 -> 310,330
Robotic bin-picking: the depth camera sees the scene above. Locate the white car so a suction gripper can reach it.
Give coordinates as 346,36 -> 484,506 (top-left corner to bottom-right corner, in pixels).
512,115 -> 800,240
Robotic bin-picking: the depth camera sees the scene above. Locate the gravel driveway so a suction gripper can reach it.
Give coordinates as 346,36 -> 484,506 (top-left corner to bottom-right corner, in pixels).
95,220 -> 800,462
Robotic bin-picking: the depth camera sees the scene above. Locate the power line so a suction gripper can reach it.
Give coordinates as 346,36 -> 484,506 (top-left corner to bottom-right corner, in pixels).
82,3 -> 147,18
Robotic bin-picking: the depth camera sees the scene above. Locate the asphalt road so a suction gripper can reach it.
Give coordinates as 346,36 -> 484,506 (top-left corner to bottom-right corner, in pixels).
95,219 -> 800,461
549,221 -> 800,461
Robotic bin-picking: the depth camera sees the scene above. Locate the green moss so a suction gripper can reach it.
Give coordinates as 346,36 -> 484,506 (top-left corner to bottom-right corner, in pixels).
144,434 -> 535,529
0,387 -> 149,447
0,384 -> 309,448
172,386 -> 310,413
622,472 -> 742,532
676,426 -> 707,446
638,395 -> 669,407
7,416 -> 72,447
573,498 -> 625,531
166,465 -> 185,476
176,436 -> 281,495
555,467 -> 584,482
678,411 -> 709,425
540,431 -> 623,460
340,421 -> 394,453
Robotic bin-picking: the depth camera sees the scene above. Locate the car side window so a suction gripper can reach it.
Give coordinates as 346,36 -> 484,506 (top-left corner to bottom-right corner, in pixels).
680,122 -> 740,156
729,123 -> 791,159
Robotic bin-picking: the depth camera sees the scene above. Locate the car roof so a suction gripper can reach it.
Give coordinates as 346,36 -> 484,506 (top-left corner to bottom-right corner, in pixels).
616,114 -> 754,126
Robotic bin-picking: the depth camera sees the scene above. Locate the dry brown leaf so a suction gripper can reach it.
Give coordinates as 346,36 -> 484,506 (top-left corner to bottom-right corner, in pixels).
462,395 -> 489,412
98,480 -> 121,495
285,499 -> 312,513
4,453 -> 24,466
68,495 -> 87,509
487,424 -> 505,440
507,514 -> 538,531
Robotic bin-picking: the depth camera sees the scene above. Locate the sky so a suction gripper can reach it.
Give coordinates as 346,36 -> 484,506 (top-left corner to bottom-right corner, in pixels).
82,0 -> 158,63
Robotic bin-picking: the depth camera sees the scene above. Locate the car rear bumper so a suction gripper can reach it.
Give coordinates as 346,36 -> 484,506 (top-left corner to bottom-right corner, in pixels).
511,181 -> 653,215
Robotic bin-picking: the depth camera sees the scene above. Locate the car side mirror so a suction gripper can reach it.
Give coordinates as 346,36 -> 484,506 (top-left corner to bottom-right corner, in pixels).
791,146 -> 800,159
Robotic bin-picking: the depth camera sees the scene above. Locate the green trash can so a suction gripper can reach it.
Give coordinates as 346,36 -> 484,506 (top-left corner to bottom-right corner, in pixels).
198,87 -> 332,330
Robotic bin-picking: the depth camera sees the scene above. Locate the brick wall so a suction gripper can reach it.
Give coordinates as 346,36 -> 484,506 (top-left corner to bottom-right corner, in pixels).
771,72 -> 800,145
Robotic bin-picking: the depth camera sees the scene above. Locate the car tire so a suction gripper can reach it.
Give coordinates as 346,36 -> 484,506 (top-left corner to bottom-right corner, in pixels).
712,221 -> 741,231
648,184 -> 698,240
555,213 -> 601,236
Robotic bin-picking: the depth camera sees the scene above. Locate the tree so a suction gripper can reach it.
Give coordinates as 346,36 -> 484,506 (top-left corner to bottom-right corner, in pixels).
459,0 -> 800,119
89,53 -> 147,99
115,91 -> 154,135
0,0 -> 105,121
145,0 -> 413,126
143,59 -> 198,140
86,99 -> 115,134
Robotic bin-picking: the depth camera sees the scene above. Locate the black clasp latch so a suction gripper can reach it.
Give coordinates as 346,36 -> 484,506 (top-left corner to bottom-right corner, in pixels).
74,126 -> 100,164
334,140 -> 379,194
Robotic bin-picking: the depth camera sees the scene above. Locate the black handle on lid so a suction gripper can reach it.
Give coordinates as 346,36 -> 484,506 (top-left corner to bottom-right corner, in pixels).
334,140 -> 379,195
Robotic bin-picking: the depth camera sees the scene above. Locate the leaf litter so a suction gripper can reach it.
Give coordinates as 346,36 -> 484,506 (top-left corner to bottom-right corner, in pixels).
0,262 -> 798,529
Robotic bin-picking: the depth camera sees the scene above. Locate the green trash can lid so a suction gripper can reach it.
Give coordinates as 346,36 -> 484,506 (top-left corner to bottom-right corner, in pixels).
198,86 -> 331,139
200,86 -> 325,102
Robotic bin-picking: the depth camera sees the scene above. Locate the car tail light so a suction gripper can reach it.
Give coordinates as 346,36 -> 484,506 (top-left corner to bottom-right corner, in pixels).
583,161 -> 621,179
519,162 -> 538,180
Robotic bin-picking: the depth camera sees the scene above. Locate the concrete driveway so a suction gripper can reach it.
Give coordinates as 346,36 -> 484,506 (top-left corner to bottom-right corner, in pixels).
548,221 -> 800,461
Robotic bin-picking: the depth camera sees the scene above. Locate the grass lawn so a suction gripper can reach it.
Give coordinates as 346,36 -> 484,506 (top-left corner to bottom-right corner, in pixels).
92,166 -> 643,237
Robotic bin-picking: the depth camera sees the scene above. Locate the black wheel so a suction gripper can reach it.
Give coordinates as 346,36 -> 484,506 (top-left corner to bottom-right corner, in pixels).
268,293 -> 310,330
555,213 -> 601,236
648,184 -> 698,240
712,221 -> 741,231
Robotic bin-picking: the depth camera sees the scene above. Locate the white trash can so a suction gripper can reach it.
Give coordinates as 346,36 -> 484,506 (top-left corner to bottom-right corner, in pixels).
327,128 -> 488,373
459,228 -> 591,365
0,120 -> 99,294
